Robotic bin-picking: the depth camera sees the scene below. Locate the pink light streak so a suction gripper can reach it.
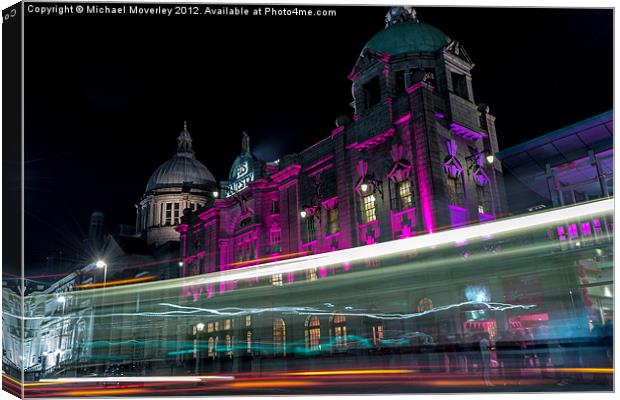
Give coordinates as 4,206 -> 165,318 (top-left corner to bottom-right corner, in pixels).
394,113 -> 412,125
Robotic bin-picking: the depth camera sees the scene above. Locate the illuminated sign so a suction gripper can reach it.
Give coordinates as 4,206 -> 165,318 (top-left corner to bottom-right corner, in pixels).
226,161 -> 254,197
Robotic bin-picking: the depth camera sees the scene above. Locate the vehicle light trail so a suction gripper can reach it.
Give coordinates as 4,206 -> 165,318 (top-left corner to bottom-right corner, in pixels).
38,375 -> 235,383
76,275 -> 155,289
283,369 -> 414,376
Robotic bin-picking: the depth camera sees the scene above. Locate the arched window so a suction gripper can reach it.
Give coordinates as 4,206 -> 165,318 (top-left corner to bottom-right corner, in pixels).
417,297 -> 433,313
305,316 -> 321,352
331,314 -> 348,350
273,318 -> 287,357
207,337 -> 215,358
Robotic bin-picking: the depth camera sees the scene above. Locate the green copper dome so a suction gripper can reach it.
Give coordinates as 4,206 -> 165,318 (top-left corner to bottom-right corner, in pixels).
364,21 -> 450,56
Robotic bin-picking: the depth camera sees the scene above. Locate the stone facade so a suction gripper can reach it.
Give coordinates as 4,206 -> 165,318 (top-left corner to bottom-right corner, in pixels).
177,7 -> 508,299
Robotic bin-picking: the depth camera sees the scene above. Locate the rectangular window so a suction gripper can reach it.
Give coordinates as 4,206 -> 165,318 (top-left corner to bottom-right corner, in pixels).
224,319 -> 231,330
272,273 -> 283,286
363,77 -> 381,109
327,207 -> 339,235
447,177 -> 464,207
306,267 -> 318,281
476,185 -> 488,214
451,72 -> 469,99
306,218 -> 316,242
207,323 -> 214,333
173,203 -> 180,225
245,315 -> 252,327
397,180 -> 413,211
271,199 -> 280,215
270,230 -> 282,253
165,203 -> 172,225
361,194 -> 377,224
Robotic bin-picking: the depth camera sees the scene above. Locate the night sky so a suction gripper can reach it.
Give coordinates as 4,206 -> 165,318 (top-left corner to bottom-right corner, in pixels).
24,5 -> 613,271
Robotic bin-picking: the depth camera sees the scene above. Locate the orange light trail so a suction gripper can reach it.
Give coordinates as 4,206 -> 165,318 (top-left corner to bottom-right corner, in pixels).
76,275 -> 155,289
227,251 -> 311,268
283,369 -> 413,376
54,388 -> 145,396
553,367 -> 613,374
222,380 -> 316,389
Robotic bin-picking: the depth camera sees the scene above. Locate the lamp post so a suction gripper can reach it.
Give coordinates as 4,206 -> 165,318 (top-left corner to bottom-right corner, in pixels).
195,323 -> 205,374
56,295 -> 67,372
95,260 -> 109,371
96,260 -> 108,287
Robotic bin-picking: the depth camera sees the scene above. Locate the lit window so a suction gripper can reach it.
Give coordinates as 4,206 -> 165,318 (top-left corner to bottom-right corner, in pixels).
246,331 -> 252,353
332,314 -> 348,350
224,319 -> 231,330
273,318 -> 287,357
207,323 -> 214,333
214,321 -> 219,332
272,273 -> 283,286
417,297 -> 433,313
306,267 -> 318,281
394,180 -> 413,211
372,323 -> 384,347
207,337 -> 215,358
327,206 -> 339,235
225,334 -> 233,357
245,315 -> 252,327
361,194 -> 377,224
305,316 -> 321,352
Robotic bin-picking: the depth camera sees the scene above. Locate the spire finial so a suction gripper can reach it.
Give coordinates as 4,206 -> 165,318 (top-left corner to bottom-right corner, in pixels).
176,122 -> 195,158
241,131 -> 250,154
385,6 -> 418,28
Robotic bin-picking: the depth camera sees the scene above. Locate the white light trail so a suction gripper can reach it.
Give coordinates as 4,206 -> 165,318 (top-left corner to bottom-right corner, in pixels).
38,375 -> 234,383
182,198 -> 613,288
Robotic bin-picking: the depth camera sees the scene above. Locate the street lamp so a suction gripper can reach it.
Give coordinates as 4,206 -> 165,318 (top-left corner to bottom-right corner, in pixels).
212,190 -> 219,198
194,323 -> 205,374
96,260 -> 108,287
178,261 -> 184,267
300,210 -> 307,219
360,183 -> 369,193
486,154 -> 495,164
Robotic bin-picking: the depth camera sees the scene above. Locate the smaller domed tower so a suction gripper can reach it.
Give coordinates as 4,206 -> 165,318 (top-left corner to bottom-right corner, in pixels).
137,123 -> 218,247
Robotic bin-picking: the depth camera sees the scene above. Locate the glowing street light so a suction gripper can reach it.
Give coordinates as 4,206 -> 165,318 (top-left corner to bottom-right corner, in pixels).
300,210 -> 307,219
212,191 -> 219,198
95,260 -> 108,287
178,261 -> 184,267
360,183 -> 369,193
486,154 -> 495,164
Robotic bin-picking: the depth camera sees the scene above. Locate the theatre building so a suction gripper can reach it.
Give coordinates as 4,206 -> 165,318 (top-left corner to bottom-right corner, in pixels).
177,7 -> 508,300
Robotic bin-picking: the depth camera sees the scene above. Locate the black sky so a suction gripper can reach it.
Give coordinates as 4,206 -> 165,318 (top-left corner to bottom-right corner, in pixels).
24,4 -> 613,270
